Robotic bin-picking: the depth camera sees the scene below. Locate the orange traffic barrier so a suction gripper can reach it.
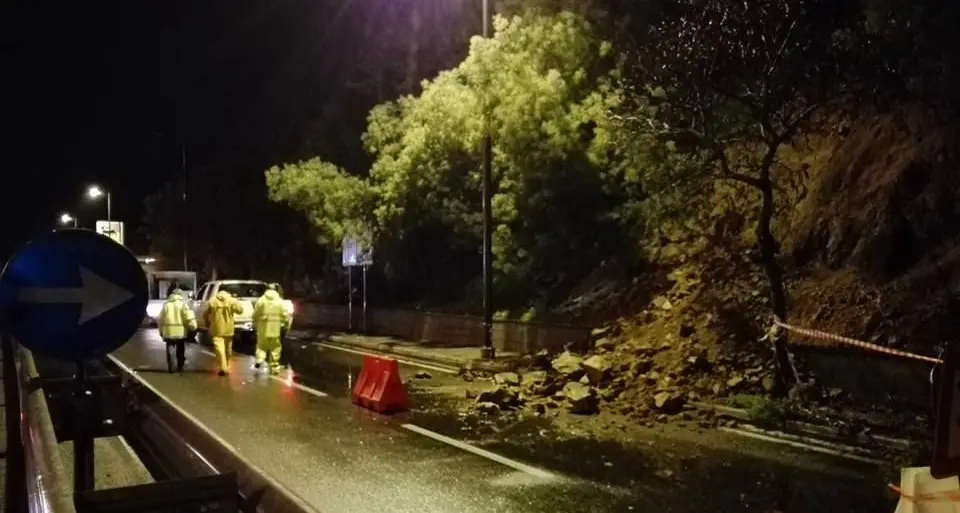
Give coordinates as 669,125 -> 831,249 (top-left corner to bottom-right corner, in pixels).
352,355 -> 409,414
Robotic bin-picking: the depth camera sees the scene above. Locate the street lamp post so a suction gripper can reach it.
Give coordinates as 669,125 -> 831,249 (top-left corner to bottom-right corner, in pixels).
59,213 -> 77,228
87,185 -> 111,223
151,131 -> 189,271
480,0 -> 495,359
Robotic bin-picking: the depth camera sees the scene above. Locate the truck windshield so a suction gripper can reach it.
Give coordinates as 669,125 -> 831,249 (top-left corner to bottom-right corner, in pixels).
150,277 -> 197,300
220,283 -> 267,298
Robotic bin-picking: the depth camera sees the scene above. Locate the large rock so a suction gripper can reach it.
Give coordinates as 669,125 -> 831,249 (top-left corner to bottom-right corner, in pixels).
521,370 -> 548,385
653,392 -> 686,414
551,351 -> 584,378
582,355 -> 611,384
653,296 -> 674,310
594,337 -> 617,351
494,372 -> 521,387
476,402 -> 501,415
562,382 -> 598,415
520,370 -> 552,396
476,386 -> 520,409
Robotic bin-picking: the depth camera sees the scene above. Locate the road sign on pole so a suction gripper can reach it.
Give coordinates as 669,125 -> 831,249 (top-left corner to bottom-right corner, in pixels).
95,220 -> 124,245
342,235 -> 373,267
0,229 -> 148,361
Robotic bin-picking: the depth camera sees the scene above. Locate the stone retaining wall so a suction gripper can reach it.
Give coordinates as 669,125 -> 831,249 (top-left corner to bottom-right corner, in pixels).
293,303 -> 591,354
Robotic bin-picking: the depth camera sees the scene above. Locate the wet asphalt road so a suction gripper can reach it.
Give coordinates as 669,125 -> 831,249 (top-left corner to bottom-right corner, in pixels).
103,330 -> 891,512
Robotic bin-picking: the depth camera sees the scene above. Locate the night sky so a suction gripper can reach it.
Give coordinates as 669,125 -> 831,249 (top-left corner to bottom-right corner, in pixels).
5,0 -> 475,258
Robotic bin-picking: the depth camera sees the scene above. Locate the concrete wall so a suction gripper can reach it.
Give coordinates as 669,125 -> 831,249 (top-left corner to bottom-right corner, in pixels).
293,303 -> 591,354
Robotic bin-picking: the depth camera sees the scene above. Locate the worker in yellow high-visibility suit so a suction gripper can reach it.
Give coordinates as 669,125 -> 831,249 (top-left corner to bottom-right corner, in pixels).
204,290 -> 243,376
158,288 -> 197,373
253,284 -> 292,374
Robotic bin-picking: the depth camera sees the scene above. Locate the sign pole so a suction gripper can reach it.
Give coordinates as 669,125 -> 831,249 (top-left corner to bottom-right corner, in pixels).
347,268 -> 353,331
74,360 -> 95,492
362,265 -> 368,334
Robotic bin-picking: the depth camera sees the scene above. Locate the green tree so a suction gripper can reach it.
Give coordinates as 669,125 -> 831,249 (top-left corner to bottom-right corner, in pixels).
619,0 -> 862,391
268,11 -> 693,309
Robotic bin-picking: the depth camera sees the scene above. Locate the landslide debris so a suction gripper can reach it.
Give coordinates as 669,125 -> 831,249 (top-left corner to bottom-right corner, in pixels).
464,262 -> 782,425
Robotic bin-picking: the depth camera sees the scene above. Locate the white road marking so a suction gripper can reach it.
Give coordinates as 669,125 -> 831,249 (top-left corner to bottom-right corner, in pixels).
401,423 -> 558,480
315,342 -> 458,375
718,427 -> 883,465
200,344 -> 558,481
197,349 -> 328,398
107,354 -> 322,513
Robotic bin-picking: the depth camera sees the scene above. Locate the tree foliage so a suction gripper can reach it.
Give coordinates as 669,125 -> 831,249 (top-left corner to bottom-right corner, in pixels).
267,10 -> 697,309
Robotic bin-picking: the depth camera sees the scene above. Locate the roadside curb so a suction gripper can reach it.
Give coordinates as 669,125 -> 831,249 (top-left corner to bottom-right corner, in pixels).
691,401 -> 916,462
291,332 -> 517,373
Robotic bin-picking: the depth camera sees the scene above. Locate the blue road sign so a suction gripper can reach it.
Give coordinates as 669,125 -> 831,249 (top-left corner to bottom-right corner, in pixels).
0,229 -> 148,361
342,235 -> 373,267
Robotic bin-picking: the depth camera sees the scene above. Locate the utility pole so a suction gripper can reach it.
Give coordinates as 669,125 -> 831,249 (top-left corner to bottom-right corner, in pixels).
181,144 -> 188,270
480,0 -> 495,360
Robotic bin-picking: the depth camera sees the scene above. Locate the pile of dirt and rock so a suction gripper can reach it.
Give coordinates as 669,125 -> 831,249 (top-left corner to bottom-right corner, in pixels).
465,109 -> 960,432
464,261 -> 785,427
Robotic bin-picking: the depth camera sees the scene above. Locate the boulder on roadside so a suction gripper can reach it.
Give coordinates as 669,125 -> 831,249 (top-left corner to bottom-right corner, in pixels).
521,370 -> 548,386
476,402 -> 501,415
476,386 -> 520,409
520,371 -> 551,395
562,382 -> 599,415
582,355 -> 612,384
653,296 -> 674,310
653,391 -> 686,414
594,337 -> 617,352
494,372 -> 521,387
551,351 -> 584,379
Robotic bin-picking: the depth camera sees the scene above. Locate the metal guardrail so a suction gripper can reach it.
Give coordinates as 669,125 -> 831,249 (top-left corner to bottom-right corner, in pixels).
105,355 -> 318,513
4,333 -> 313,513
20,346 -> 77,513
3,335 -> 77,513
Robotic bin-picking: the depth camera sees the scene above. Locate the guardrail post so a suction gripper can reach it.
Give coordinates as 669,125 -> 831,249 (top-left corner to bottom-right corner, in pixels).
73,360 -> 95,492
3,334 -> 27,512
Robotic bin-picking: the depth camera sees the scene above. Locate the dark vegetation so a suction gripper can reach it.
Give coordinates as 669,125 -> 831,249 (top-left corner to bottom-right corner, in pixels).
142,0 -> 960,393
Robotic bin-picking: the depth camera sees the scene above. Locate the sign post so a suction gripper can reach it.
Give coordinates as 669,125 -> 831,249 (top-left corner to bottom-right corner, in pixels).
342,235 -> 373,333
0,229 -> 147,492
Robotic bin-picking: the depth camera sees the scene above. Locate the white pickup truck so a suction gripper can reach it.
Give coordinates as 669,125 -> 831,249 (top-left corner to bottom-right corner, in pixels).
191,280 -> 295,341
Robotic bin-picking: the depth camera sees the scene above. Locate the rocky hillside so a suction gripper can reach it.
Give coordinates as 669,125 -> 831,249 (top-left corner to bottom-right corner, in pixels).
484,108 -> 960,434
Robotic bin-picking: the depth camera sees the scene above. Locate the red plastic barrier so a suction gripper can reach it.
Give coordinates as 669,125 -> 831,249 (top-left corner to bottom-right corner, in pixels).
352,355 -> 409,414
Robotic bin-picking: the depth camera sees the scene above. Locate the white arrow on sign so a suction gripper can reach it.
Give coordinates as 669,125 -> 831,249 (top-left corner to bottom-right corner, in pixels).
16,266 -> 136,325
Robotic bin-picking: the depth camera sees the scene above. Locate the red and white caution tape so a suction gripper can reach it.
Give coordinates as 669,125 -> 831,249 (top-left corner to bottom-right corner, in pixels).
771,317 -> 942,365
889,483 -> 960,503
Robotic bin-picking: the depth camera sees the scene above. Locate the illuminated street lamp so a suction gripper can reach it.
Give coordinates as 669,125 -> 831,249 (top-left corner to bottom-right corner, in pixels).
87,185 -> 112,222
59,212 -> 77,228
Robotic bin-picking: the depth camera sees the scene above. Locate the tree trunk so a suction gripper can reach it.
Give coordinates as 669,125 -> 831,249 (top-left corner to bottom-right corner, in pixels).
757,157 -> 800,395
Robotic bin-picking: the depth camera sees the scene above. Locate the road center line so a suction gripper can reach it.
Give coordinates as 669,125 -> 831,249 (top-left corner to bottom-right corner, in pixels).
314,341 -> 458,375
401,423 -> 557,480
197,343 -> 554,480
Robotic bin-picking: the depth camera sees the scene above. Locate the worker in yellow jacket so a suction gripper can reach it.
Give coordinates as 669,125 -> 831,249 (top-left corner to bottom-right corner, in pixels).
204,290 -> 243,376
158,288 -> 198,373
253,284 -> 292,374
